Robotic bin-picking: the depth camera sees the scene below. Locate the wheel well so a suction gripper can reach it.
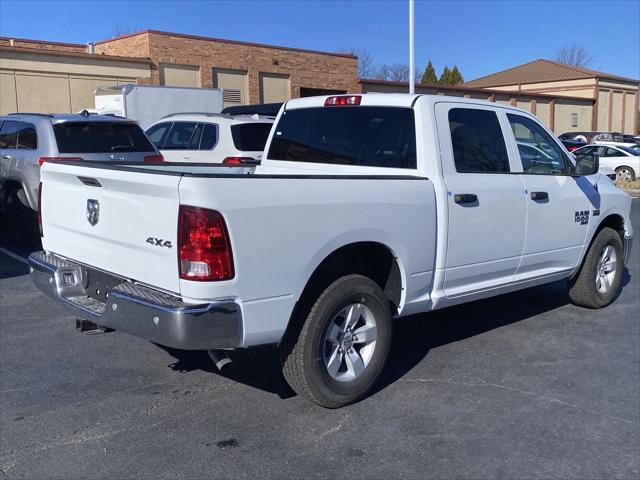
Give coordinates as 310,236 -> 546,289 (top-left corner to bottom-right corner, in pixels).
596,214 -> 625,242
282,242 -> 402,343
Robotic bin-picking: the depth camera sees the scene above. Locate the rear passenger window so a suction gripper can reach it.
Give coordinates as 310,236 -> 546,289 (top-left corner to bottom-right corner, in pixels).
164,122 -> 198,150
448,108 -> 509,173
16,123 -> 37,149
0,121 -> 19,149
199,124 -> 218,150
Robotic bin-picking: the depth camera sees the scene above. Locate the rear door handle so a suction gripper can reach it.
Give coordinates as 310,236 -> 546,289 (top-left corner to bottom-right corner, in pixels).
530,191 -> 549,201
0,154 -> 10,160
454,193 -> 478,204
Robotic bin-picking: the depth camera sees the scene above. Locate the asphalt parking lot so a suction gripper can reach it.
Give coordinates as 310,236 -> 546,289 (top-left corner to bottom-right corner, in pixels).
1,199 -> 638,479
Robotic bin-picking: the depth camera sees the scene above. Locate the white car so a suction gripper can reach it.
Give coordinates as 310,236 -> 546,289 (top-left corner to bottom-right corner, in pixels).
30,94 -> 633,408
575,143 -> 640,181
145,113 -> 274,164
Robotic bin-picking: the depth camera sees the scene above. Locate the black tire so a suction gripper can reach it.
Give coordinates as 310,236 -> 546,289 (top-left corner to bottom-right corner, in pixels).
6,188 -> 37,244
568,227 -> 624,309
281,274 -> 392,408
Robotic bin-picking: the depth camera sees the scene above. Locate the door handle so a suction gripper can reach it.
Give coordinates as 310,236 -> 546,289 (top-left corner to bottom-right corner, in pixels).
182,156 -> 191,160
0,155 -> 10,160
454,193 -> 478,204
530,191 -> 549,201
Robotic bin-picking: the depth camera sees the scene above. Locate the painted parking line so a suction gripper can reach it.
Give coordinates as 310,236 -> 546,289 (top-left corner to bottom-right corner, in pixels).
0,247 -> 28,265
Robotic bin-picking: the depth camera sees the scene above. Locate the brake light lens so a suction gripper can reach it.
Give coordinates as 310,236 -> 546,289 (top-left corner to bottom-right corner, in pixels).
38,156 -> 83,166
324,95 -> 361,106
38,182 -> 43,237
178,206 -> 234,281
144,154 -> 164,163
222,156 -> 255,165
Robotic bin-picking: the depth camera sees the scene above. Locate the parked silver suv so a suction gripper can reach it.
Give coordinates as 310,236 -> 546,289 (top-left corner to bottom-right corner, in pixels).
0,113 -> 161,242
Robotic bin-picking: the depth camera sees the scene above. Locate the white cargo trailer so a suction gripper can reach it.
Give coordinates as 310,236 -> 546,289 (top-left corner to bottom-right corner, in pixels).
92,84 -> 223,129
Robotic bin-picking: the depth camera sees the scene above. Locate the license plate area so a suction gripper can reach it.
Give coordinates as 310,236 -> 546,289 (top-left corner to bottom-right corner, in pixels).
83,267 -> 126,302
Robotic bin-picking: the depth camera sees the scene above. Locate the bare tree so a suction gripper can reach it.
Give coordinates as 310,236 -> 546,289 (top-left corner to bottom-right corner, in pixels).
387,63 -> 410,82
111,25 -> 140,38
340,47 -> 376,79
555,43 -> 595,68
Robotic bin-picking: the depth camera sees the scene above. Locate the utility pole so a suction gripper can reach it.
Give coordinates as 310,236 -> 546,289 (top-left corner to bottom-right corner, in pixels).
409,0 -> 415,94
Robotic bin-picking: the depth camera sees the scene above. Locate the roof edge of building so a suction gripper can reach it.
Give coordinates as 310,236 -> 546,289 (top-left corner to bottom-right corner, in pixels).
94,29 -> 358,59
359,78 -> 596,103
0,35 -> 85,48
0,45 -> 153,64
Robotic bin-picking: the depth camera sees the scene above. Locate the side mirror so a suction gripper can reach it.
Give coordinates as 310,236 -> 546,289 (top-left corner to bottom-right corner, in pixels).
573,153 -> 599,176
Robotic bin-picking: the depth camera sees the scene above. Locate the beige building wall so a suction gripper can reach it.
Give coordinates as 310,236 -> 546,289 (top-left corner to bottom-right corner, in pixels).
0,48 -> 150,114
611,91 -> 624,132
554,98 -> 593,133
624,93 -> 635,134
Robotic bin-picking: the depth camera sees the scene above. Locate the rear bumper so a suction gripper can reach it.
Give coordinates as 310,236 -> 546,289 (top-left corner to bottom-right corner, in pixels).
28,251 -> 242,350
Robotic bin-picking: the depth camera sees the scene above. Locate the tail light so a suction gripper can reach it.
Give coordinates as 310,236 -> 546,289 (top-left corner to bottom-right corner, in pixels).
38,182 -> 43,237
567,146 -> 578,152
178,206 -> 234,281
324,95 -> 361,106
38,156 -> 83,166
144,154 -> 164,163
222,157 -> 259,165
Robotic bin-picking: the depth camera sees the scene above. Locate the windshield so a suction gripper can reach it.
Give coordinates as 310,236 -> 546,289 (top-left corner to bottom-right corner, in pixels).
53,122 -> 155,153
231,123 -> 272,152
267,106 -> 417,169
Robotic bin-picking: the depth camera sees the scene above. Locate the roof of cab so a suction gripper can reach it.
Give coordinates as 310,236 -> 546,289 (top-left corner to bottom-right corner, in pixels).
283,93 -> 520,111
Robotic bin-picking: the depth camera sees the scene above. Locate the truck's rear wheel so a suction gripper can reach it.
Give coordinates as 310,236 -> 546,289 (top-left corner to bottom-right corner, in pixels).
568,227 -> 623,308
281,274 -> 392,408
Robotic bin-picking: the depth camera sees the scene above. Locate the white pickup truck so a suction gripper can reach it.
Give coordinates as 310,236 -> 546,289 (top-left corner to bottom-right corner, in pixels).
30,94 -> 633,408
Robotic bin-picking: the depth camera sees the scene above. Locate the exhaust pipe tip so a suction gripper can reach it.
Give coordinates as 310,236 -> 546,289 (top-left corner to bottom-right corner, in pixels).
207,349 -> 233,371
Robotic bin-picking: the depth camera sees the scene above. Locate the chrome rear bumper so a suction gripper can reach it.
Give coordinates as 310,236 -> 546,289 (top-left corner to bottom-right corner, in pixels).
28,251 -> 242,350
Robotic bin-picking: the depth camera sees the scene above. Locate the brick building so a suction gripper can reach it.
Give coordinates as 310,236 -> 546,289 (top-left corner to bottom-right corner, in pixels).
0,30 -> 358,114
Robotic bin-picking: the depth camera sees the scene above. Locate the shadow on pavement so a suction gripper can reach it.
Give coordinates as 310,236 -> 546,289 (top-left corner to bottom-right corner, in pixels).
156,278 -> 583,403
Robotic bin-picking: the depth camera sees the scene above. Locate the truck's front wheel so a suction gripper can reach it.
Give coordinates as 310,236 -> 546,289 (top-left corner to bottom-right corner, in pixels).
568,227 -> 624,308
281,274 -> 392,408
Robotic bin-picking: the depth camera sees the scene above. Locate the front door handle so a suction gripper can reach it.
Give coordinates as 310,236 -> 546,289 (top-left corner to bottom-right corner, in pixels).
454,193 -> 478,204
530,191 -> 549,201
0,154 -> 10,160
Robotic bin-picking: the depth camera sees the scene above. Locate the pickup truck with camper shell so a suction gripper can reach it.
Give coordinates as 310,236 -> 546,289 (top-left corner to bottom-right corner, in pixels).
29,94 -> 633,408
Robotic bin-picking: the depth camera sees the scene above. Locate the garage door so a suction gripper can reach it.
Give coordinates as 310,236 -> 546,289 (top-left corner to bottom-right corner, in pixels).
160,64 -> 200,87
213,68 -> 247,108
259,73 -> 290,103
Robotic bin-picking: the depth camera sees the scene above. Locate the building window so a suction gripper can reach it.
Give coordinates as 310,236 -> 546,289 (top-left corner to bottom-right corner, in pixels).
571,113 -> 578,128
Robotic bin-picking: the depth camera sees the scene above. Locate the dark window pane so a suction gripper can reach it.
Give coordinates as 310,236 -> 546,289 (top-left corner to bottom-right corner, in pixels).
163,122 -> 198,150
0,121 -> 19,149
16,123 -> 37,149
145,122 -> 171,148
199,124 -> 218,150
231,123 -> 272,151
507,114 -> 567,174
448,108 -> 509,173
268,107 -> 417,169
188,123 -> 204,150
53,122 -> 155,153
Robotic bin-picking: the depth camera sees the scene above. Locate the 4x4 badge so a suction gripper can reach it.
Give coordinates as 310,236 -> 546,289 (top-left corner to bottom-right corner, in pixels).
86,199 -> 99,226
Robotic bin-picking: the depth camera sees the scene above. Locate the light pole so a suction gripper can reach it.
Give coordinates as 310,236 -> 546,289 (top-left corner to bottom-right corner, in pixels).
409,0 -> 415,94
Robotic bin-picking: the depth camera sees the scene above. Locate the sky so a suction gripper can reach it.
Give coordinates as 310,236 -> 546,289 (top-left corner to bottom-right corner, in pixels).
0,0 -> 638,82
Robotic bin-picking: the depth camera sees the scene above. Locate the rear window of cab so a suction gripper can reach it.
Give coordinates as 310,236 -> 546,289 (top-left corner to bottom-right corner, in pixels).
267,106 -> 417,169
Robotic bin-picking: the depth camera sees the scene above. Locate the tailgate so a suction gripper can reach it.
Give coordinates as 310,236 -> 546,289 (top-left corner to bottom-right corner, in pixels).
40,162 -> 182,294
